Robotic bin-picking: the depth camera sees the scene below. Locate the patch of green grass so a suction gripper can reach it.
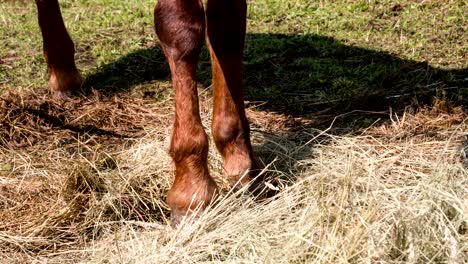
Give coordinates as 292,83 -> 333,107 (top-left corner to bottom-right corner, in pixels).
247,0 -> 466,67
0,0 -> 157,95
243,0 -> 466,114
1,0 -> 465,109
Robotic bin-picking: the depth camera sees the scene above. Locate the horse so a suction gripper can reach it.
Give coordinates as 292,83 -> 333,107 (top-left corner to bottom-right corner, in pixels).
35,0 -> 259,224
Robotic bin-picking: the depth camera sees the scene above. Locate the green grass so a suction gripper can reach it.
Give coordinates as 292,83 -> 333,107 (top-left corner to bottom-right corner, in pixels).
1,0 -> 158,93
1,0 -> 466,114
243,0 -> 467,115
248,0 -> 466,66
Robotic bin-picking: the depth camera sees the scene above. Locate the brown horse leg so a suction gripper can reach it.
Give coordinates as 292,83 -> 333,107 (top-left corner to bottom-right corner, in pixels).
154,0 -> 217,224
36,0 -> 82,98
207,0 -> 259,187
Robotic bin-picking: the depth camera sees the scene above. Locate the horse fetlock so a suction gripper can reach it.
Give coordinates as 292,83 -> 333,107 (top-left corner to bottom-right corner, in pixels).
49,66 -> 83,98
222,146 -> 259,188
212,122 -> 258,187
167,167 -> 217,225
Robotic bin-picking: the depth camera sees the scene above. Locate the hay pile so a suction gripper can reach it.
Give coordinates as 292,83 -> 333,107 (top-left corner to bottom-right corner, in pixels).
0,90 -> 466,263
0,90 -> 173,262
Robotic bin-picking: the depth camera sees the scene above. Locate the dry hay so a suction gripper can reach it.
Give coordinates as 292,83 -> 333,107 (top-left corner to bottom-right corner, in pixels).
83,104 -> 466,263
0,90 -> 467,263
0,89 -> 173,261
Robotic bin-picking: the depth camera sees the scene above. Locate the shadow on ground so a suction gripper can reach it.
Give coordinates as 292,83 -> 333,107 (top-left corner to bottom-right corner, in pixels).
83,33 -> 467,118
78,33 -> 467,196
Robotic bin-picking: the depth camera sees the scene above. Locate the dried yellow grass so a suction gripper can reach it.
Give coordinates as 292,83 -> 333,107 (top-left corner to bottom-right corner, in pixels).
0,91 -> 466,263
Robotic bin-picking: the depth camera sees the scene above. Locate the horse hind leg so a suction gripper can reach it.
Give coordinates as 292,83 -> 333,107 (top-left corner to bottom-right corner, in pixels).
36,0 -> 82,98
154,0 -> 217,224
207,0 -> 260,188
